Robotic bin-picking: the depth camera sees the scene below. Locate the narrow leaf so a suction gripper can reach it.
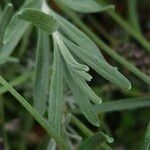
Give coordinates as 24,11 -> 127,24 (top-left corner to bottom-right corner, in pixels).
1,0 -> 42,56
0,3 -> 13,51
141,121 -> 150,150
92,97 -> 150,114
34,30 -> 50,115
63,62 -> 100,126
63,38 -> 131,90
57,0 -> 114,13
70,70 -> 102,104
18,8 -> 59,35
48,39 -> 64,135
0,56 -> 19,65
54,32 -> 89,72
77,131 -> 114,150
57,14 -> 104,59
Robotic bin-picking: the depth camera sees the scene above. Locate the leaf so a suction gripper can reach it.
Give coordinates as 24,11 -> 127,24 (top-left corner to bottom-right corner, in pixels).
0,3 -> 13,51
62,61 -> 100,126
93,97 -> 150,114
54,32 -> 89,72
33,30 -> 50,115
77,131 -> 114,150
141,121 -> 150,150
63,37 -> 131,90
57,0 -> 114,13
56,14 -> 104,60
48,39 -> 64,135
69,70 -> 102,104
0,56 -> 19,65
18,8 -> 59,35
1,0 -> 42,56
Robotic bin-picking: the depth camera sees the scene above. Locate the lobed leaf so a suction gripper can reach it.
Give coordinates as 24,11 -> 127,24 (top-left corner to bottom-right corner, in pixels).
63,37 -> 131,90
77,131 -> 114,150
54,32 -> 89,72
1,0 -> 42,56
69,70 -> 102,104
48,39 -> 64,135
57,0 -> 114,13
18,8 -> 59,35
33,30 -> 50,115
62,61 -> 100,127
57,14 -> 104,60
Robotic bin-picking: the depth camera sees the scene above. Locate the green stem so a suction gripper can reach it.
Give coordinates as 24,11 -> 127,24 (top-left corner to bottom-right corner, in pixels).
107,11 -> 150,53
0,76 -> 69,150
127,0 -> 141,33
0,96 -> 10,150
88,16 -> 118,46
0,72 -> 33,95
70,114 -> 93,137
56,3 -> 150,85
70,115 -> 112,149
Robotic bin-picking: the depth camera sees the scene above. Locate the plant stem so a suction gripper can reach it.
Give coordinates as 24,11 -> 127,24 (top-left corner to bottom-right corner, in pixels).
56,3 -> 150,85
0,72 -> 33,95
70,114 -> 93,137
107,11 -> 150,53
0,76 -> 69,150
127,0 -> 141,33
0,96 -> 10,150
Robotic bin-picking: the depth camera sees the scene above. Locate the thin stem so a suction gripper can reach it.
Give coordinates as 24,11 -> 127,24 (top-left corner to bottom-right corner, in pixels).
0,96 -> 10,150
56,3 -> 150,85
70,114 -> 93,137
0,71 -> 33,95
88,16 -> 118,46
107,11 -> 150,53
127,0 -> 141,33
0,76 -> 69,150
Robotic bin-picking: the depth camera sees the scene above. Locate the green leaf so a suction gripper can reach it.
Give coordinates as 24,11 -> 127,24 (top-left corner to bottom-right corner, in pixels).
57,14 -> 104,59
48,38 -> 64,135
77,131 -> 114,150
18,8 -> 59,35
63,37 -> 131,90
57,0 -> 114,13
141,121 -> 150,150
0,56 -> 19,65
54,32 -> 89,72
33,30 -> 50,115
93,97 -> 150,114
1,0 -> 42,56
0,3 -> 13,52
70,70 -> 102,104
0,76 -> 68,150
62,61 -> 100,126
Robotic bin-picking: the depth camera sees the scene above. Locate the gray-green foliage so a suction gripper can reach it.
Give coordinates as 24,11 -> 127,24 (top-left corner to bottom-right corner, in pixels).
18,8 -> 59,35
33,30 -> 50,115
1,0 -> 42,56
3,0 -> 150,149
48,38 -> 64,135
17,0 -> 131,129
0,3 -> 13,51
56,0 -> 114,13
77,131 -> 114,150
